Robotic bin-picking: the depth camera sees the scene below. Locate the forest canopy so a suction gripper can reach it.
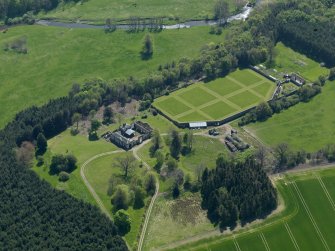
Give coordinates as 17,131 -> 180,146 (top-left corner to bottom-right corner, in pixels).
201,156 -> 277,230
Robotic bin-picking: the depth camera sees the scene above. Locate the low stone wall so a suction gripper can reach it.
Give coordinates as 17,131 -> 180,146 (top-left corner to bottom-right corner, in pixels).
152,104 -> 257,129
249,65 -> 278,83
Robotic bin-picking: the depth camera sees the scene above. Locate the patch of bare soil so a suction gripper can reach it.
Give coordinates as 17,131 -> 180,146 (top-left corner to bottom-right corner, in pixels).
169,195 -> 206,226
110,99 -> 139,118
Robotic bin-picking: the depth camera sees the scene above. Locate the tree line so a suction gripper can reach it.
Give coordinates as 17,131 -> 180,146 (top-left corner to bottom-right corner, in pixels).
0,0 -> 79,21
239,83 -> 323,126
0,97 -> 127,250
201,155 -> 277,230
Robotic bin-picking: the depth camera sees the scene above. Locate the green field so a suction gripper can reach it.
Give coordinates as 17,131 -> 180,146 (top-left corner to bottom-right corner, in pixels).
85,152 -> 148,247
41,0 -> 244,24
33,129 -> 118,205
269,42 -> 329,82
246,80 -> 335,152
153,69 -> 276,123
0,25 -> 224,128
167,167 -> 335,251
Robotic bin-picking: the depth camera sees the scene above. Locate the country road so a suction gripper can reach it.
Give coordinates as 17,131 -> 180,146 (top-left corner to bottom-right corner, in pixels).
132,139 -> 160,251
80,150 -> 124,220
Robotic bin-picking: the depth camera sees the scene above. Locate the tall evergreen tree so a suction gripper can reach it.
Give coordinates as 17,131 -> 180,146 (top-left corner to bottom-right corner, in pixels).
36,133 -> 47,155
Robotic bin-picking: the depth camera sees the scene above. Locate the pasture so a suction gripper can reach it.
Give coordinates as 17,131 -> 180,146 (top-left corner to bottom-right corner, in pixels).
246,80 -> 335,152
0,25 -> 224,128
269,42 -> 329,82
41,0 -> 244,24
153,69 -> 276,123
167,167 -> 335,251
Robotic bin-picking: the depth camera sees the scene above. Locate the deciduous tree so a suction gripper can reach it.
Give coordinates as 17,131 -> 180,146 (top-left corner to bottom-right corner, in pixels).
141,34 -> 153,59
114,209 -> 131,236
114,155 -> 136,179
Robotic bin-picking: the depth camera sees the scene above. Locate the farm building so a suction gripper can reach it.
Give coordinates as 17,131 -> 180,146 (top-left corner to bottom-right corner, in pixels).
189,122 -> 207,129
103,121 -> 153,150
291,74 -> 305,86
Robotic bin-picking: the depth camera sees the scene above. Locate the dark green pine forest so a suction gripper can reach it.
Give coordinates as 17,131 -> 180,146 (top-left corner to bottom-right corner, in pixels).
201,156 -> 277,230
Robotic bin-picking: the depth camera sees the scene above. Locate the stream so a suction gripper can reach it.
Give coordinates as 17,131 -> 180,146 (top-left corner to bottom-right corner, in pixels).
36,3 -> 255,29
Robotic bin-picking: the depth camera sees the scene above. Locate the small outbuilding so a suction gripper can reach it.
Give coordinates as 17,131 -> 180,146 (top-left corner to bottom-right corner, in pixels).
189,122 -> 207,129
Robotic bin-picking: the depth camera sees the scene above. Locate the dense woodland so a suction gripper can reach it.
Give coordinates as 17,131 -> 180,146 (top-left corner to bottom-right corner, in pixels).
201,156 -> 277,229
0,96 -> 127,250
0,0 -> 79,20
1,0 -> 335,249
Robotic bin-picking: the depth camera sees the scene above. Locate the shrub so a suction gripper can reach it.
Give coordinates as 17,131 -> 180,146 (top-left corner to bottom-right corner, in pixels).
329,67 -> 335,81
49,154 -> 77,175
111,185 -> 130,211
172,182 -> 180,198
114,210 -> 131,236
59,171 -> 70,182
36,156 -> 44,167
151,109 -> 158,116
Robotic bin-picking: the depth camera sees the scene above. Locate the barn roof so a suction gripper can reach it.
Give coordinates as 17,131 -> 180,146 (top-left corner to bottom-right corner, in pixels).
189,122 -> 207,128
125,129 -> 135,136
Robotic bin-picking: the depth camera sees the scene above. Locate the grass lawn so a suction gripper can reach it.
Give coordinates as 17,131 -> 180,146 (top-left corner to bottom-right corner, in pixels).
155,97 -> 191,117
177,111 -> 210,122
84,152 -> 149,247
33,129 -> 118,205
272,42 -> 329,82
252,82 -> 275,97
206,78 -> 241,96
201,101 -> 237,120
227,90 -> 260,108
168,167 -> 335,251
41,0 -> 245,24
229,69 -> 262,86
178,86 -> 216,107
153,69 -> 276,123
0,25 -> 224,128
246,81 -> 335,152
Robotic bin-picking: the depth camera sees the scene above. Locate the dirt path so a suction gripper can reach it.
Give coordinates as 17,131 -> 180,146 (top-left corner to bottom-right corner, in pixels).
132,139 -> 160,251
80,150 -> 124,220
